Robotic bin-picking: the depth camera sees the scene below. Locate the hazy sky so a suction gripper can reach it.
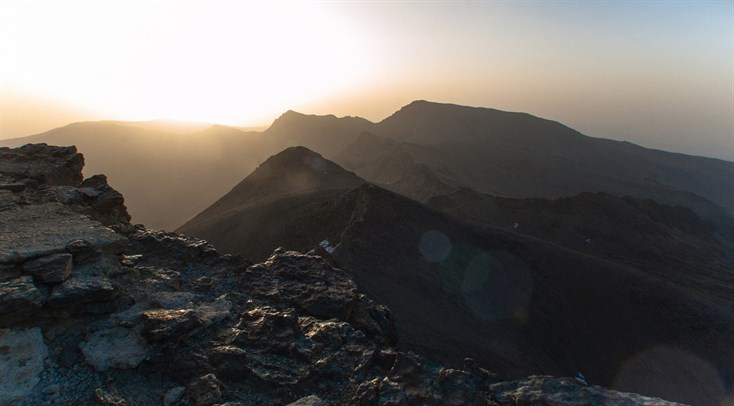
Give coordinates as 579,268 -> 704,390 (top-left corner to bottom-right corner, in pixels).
1,1 -> 732,160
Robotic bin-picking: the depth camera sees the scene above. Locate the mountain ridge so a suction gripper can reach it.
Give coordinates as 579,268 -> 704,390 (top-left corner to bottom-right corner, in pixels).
179,145 -> 734,405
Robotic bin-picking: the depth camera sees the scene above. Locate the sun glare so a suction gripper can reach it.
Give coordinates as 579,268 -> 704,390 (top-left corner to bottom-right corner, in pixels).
0,2 -> 372,125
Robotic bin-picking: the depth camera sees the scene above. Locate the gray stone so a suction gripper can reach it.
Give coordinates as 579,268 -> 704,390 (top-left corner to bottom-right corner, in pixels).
80,327 -> 149,371
23,253 -> 73,283
0,328 -> 49,404
162,386 -> 186,406
0,202 -> 128,264
0,276 -> 47,322
489,375 -> 682,405
66,239 -> 101,265
48,274 -> 115,307
141,309 -> 203,342
186,373 -> 223,406
287,395 -> 324,406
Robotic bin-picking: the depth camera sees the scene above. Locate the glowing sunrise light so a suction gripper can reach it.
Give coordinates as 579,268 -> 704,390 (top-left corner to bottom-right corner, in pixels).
0,2 -> 372,125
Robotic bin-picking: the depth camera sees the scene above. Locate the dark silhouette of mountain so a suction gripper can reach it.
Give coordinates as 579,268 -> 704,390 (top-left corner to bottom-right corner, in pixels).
340,101 -> 734,220
1,122 -> 265,230
179,146 -> 734,406
178,147 -> 366,260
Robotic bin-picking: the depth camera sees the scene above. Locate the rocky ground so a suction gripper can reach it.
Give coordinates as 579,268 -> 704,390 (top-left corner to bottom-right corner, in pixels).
0,143 -> 681,405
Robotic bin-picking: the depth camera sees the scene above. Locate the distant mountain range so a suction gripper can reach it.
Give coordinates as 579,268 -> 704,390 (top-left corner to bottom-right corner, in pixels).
179,146 -> 734,406
5,100 -> 734,404
4,100 -> 732,231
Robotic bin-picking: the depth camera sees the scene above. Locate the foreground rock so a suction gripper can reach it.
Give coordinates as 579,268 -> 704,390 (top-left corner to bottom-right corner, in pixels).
0,328 -> 49,405
0,144 -> 680,405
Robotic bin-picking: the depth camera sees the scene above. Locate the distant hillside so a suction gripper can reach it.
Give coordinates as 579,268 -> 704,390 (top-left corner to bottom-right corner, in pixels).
179,146 -> 734,406
340,100 -> 734,219
2,122 -> 265,230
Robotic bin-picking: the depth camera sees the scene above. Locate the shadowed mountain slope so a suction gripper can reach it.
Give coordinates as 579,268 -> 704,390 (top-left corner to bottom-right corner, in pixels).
180,146 -> 734,405
428,188 -> 734,310
178,147 -> 366,260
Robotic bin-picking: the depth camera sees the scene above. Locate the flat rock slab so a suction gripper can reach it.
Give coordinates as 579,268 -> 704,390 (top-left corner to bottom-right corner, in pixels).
0,203 -> 127,264
48,274 -> 115,307
0,328 -> 49,404
80,327 -> 149,371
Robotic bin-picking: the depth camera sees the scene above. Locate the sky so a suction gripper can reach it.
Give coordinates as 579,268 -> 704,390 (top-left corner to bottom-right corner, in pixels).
1,1 -> 732,160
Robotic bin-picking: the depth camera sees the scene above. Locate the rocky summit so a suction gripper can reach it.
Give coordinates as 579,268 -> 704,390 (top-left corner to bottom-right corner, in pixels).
0,144 -> 680,405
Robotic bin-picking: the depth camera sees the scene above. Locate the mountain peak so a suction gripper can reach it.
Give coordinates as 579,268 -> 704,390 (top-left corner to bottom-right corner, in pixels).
255,146 -> 338,174
182,146 -> 365,219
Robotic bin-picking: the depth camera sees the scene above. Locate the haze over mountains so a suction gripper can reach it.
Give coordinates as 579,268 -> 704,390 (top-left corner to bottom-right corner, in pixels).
4,101 -> 733,231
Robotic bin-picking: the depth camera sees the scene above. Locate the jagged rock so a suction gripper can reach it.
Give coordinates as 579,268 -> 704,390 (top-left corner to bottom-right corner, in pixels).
141,309 -> 203,342
162,386 -> 186,406
0,328 -> 49,404
94,388 -> 128,405
48,274 -> 115,307
78,174 -> 131,225
0,276 -> 48,324
488,376 -> 682,405
287,395 -> 325,406
23,252 -> 73,283
195,296 -> 232,327
80,327 -> 149,371
229,306 -> 303,352
66,239 -> 101,264
0,144 -> 84,186
186,373 -> 223,406
348,294 -> 396,345
246,250 -> 360,321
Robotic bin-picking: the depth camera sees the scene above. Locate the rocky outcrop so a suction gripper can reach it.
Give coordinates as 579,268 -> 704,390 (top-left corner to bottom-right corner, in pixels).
0,144 -> 680,405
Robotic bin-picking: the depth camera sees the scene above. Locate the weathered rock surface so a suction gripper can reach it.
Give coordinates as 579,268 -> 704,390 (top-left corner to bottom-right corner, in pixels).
0,144 -> 681,405
48,274 -> 115,307
23,253 -> 73,283
0,143 -> 83,186
0,276 -> 48,324
80,327 -> 149,371
0,328 -> 49,405
488,375 -> 687,405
